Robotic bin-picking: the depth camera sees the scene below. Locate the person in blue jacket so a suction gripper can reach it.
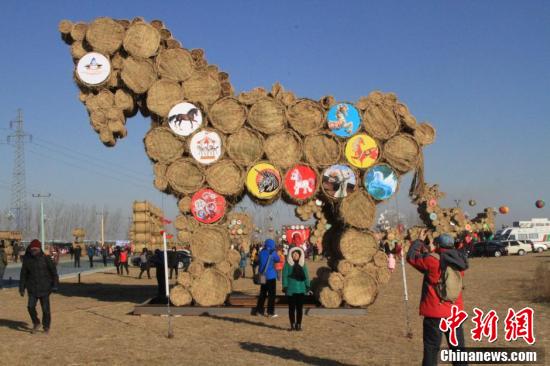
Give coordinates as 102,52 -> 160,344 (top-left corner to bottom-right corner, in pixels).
87,245 -> 95,268
254,239 -> 280,317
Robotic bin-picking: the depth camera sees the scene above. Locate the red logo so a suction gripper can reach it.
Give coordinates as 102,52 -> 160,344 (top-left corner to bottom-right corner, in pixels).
471,307 -> 499,343
439,305 -> 468,347
504,307 -> 535,345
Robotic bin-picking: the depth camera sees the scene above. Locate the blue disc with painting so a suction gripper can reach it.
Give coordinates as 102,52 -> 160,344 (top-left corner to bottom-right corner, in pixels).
364,164 -> 399,201
327,103 -> 361,138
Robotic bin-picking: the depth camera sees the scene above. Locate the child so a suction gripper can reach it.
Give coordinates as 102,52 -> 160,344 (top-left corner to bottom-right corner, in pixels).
282,247 -> 310,331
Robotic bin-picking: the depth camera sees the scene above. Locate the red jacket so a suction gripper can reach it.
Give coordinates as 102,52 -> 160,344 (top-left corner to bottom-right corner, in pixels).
406,240 -> 467,318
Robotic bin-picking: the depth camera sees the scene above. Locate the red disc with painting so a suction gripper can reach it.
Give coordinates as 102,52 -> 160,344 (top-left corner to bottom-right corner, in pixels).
191,188 -> 226,224
284,164 -> 318,201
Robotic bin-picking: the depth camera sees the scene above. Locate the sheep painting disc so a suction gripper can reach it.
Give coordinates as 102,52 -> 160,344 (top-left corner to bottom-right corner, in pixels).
168,102 -> 203,136
76,52 -> 111,86
364,164 -> 398,201
345,134 -> 379,169
246,162 -> 282,199
327,103 -> 361,138
284,164 -> 317,201
190,130 -> 222,165
191,188 -> 226,224
321,164 -> 357,199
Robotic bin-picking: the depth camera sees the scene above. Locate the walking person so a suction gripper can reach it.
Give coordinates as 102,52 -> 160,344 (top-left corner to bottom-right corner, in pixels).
87,245 -> 95,268
407,230 -> 469,366
113,246 -> 121,275
275,246 -> 285,281
0,241 -> 8,289
50,246 -> 60,267
73,245 -> 82,268
69,245 -> 74,261
282,246 -> 310,331
12,241 -> 20,263
100,245 -> 108,267
254,239 -> 280,318
152,249 -> 167,302
250,244 -> 259,276
19,240 -> 59,334
138,248 -> 152,279
168,247 -> 179,280
239,246 -> 247,278
119,247 -> 129,275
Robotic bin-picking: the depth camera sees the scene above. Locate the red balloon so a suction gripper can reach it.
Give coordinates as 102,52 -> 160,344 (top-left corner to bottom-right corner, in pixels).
536,200 -> 545,209
499,206 -> 509,214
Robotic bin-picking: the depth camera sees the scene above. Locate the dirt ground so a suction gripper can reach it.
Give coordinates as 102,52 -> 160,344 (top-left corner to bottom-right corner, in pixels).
0,253 -> 548,366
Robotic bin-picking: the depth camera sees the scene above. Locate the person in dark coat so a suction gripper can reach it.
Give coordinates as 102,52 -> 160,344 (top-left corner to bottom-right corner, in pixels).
0,241 -> 7,289
168,247 -> 179,280
73,245 -> 82,268
87,245 -> 95,268
138,248 -> 152,279
254,239 -> 280,317
113,246 -> 121,274
12,241 -> 20,263
100,245 -> 108,266
407,230 -> 469,366
152,249 -> 167,302
19,239 -> 59,334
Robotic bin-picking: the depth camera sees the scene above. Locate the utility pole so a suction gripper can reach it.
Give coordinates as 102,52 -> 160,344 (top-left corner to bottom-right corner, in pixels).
97,209 -> 105,247
8,109 -> 32,232
32,193 -> 51,251
454,199 -> 462,209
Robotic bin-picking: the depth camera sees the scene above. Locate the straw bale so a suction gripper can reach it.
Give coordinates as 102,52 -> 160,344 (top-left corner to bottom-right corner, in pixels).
319,287 -> 342,308
190,226 -> 229,264
123,22 -> 160,58
191,269 -> 231,306
413,122 -> 436,146
339,190 -> 376,229
342,272 -> 377,307
86,17 -> 125,54
303,134 -> 341,166
248,97 -> 286,134
209,97 -> 247,134
121,57 -> 157,94
339,229 -> 378,265
287,99 -> 325,136
155,48 -> 195,82
181,70 -> 222,106
146,79 -> 183,117
166,158 -> 204,194
170,286 -> 192,306
264,131 -> 302,169
383,134 -> 420,173
226,128 -> 264,166
328,272 -> 345,291
144,127 -> 185,163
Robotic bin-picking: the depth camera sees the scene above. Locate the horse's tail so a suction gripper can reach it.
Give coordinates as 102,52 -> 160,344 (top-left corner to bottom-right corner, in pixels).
168,115 -> 176,122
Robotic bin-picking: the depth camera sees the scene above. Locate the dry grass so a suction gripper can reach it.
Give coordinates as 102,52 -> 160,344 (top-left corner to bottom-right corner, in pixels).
0,253 -> 548,365
532,261 -> 550,302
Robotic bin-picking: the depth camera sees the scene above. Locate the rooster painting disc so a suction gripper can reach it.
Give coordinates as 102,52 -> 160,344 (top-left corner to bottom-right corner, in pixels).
191,188 -> 226,224
327,103 -> 361,137
284,164 -> 318,201
344,134 -> 379,169
246,162 -> 282,199
190,130 -> 222,165
364,164 -> 398,201
76,52 -> 111,86
168,102 -> 203,136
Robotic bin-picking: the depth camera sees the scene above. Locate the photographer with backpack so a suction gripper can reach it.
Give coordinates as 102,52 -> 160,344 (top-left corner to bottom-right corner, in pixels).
407,230 -> 469,366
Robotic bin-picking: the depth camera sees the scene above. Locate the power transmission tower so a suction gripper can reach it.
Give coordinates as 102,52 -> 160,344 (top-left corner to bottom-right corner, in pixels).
7,109 -> 32,231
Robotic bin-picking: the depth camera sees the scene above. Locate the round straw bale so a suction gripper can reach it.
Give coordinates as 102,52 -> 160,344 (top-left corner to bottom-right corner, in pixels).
85,17 -> 125,54
177,272 -> 193,288
146,79 -> 183,117
108,119 -> 127,138
116,19 -> 130,29
114,89 -> 135,113
178,196 -> 192,213
248,97 -> 286,134
226,128 -> 264,166
238,88 -> 268,105
413,122 -> 436,146
395,102 -> 417,130
188,260 -> 204,278
339,190 -> 376,230
383,134 -> 420,173
373,251 -> 388,268
363,101 -> 400,141
209,97 -> 247,134
99,128 -> 115,146
287,99 -> 325,136
121,57 -> 157,94
337,260 -> 354,276
303,134 -> 341,166
166,158 -> 204,194
342,272 -> 378,307
190,226 -> 229,264
71,42 -> 87,59
89,111 -> 106,132
174,214 -> 194,231
181,71 -> 222,106
170,286 -> 192,306
144,127 -> 185,163
319,287 -> 342,308
359,262 -> 378,278
228,249 -> 241,266
339,229 -> 378,265
215,260 -> 233,275
70,22 -> 88,42
191,269 -> 231,306
177,230 -> 193,244
72,228 -> 86,237
123,22 -> 160,58
150,20 -> 164,30
328,272 -> 345,291
376,266 -> 391,285
264,131 -> 302,169
166,38 -> 182,49
159,28 -> 172,41
58,19 -> 73,34
155,48 -> 195,82
205,160 -> 244,195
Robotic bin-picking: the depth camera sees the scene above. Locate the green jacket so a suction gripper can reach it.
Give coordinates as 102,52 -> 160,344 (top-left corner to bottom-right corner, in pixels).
282,261 -> 310,296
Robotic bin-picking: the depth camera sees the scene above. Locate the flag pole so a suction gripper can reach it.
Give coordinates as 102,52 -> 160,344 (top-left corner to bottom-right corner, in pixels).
162,230 -> 174,338
395,195 -> 413,339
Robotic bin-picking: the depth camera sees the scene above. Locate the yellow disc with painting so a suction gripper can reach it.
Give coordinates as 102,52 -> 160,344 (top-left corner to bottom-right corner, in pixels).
246,162 -> 282,199
344,134 -> 380,169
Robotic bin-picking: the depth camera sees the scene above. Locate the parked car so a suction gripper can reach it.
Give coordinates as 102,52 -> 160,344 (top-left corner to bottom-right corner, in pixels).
498,240 -> 533,256
523,240 -> 548,253
471,241 -> 508,257
131,249 -> 191,269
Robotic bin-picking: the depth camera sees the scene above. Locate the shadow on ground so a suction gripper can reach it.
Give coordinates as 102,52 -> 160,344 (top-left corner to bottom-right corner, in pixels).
57,282 -> 157,304
240,342 -> 356,366
204,314 -> 287,331
0,318 -> 32,333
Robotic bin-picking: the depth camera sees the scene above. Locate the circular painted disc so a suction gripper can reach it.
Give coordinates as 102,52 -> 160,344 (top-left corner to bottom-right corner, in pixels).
76,52 -> 111,85
246,163 -> 282,199
327,103 -> 361,137
284,164 -> 317,201
428,199 -> 438,208
168,102 -> 203,136
191,188 -> 226,224
190,130 -> 222,165
345,134 -> 380,169
429,212 -> 438,221
364,164 -> 398,201
321,164 -> 357,199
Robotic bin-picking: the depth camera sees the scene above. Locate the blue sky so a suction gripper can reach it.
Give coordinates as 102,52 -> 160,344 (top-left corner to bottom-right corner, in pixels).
0,0 -> 549,231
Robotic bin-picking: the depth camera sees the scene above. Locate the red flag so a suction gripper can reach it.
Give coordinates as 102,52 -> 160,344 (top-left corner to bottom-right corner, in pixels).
162,218 -> 172,225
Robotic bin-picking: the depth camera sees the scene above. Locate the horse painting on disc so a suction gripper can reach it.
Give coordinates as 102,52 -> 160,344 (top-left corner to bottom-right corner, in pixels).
168,102 -> 203,136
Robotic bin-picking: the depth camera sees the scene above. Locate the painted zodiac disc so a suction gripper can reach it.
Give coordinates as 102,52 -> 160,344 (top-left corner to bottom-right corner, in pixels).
76,52 -> 111,86
364,164 -> 398,201
345,134 -> 379,169
246,162 -> 282,199
191,188 -> 226,224
168,102 -> 203,136
327,103 -> 361,137
321,164 -> 357,199
284,164 -> 318,201
190,130 -> 222,165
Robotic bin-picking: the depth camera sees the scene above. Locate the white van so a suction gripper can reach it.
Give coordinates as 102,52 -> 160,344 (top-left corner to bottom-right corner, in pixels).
496,218 -> 550,244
